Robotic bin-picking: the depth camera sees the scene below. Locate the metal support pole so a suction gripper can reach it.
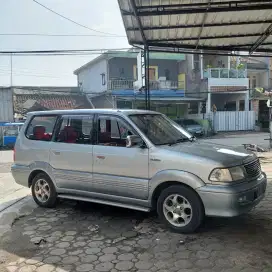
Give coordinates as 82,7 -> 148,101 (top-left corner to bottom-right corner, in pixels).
269,106 -> 272,149
10,53 -> 13,87
146,47 -> 150,110
143,48 -> 148,110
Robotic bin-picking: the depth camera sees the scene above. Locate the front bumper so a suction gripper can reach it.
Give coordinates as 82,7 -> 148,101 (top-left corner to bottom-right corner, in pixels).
194,132 -> 204,137
189,130 -> 204,137
196,173 -> 267,217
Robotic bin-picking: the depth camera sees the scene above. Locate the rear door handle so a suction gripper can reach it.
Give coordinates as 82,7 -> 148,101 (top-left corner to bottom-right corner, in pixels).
53,151 -> 61,155
97,155 -> 105,160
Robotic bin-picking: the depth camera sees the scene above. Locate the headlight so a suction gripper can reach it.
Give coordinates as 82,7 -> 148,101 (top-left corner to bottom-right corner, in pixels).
209,166 -> 245,182
229,166 -> 245,181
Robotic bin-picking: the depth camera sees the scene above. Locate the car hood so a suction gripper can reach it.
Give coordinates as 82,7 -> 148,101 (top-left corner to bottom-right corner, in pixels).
160,141 -> 256,167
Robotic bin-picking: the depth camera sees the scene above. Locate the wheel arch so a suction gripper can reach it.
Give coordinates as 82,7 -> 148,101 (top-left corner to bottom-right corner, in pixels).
149,170 -> 205,209
28,169 -> 53,188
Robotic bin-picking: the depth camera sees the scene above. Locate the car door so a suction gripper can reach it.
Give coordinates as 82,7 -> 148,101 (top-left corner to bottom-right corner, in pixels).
49,114 -> 95,192
92,114 -> 149,200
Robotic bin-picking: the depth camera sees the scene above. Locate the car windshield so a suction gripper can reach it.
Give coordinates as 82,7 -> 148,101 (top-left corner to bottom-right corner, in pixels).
129,114 -> 192,146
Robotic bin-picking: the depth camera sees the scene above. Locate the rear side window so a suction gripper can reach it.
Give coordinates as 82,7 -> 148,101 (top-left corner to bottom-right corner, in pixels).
25,116 -> 57,141
55,115 -> 94,145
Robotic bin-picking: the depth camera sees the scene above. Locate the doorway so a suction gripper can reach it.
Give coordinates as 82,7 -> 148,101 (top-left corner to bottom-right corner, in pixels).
259,100 -> 269,129
148,68 -> 156,80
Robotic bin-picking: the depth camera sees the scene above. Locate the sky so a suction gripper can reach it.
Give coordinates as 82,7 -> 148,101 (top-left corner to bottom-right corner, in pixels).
0,0 -> 129,87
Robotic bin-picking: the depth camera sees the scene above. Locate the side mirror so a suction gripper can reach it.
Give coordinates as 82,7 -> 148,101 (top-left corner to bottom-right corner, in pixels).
126,135 -> 143,148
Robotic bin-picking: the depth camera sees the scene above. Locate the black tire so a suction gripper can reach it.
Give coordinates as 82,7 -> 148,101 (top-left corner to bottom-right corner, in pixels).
31,173 -> 57,208
157,185 -> 204,233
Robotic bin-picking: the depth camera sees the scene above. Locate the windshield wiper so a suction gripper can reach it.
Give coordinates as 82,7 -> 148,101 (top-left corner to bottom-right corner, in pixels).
156,137 -> 193,146
168,138 -> 188,146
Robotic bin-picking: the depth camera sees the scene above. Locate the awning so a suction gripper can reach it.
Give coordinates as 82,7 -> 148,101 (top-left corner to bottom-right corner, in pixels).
112,89 -> 185,97
118,0 -> 272,55
116,96 -> 204,102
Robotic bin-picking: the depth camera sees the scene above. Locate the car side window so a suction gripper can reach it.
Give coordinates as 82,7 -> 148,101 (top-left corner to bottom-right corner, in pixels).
25,116 -> 57,141
97,116 -> 136,147
55,115 -> 94,145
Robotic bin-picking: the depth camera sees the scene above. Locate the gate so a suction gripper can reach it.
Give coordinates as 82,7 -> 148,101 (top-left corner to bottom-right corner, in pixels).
212,111 -> 255,131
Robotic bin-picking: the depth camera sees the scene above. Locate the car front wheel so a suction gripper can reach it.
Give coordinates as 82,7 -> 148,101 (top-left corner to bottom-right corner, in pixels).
157,185 -> 204,233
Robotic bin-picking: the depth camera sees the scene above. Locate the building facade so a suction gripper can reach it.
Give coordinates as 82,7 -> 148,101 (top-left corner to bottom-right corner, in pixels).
237,56 -> 271,129
201,54 -> 250,113
270,57 -> 272,86
0,88 -> 14,122
74,50 -> 206,119
74,50 -> 259,131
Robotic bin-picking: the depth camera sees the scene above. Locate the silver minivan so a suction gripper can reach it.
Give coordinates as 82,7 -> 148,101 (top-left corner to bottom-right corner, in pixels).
11,109 -> 267,233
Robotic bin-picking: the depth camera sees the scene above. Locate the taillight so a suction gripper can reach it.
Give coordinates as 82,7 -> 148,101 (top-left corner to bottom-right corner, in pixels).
13,148 -> 16,161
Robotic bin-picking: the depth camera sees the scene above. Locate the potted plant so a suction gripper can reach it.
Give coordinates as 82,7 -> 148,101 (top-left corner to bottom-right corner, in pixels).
236,63 -> 244,70
236,63 -> 245,78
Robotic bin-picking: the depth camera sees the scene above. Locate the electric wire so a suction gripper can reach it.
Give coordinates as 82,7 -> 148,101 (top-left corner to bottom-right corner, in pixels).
0,48 -> 132,55
32,0 -> 124,37
0,33 -> 126,38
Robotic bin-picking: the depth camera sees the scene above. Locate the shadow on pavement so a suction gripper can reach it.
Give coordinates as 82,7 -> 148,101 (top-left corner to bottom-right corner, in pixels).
0,198 -> 272,272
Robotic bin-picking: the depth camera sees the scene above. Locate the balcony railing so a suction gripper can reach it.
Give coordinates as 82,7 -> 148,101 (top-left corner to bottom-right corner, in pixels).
203,68 -> 247,79
108,79 -> 186,90
109,80 -> 134,90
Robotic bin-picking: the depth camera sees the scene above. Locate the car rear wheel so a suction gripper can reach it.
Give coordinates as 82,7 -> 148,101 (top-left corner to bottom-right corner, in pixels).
157,185 -> 204,233
31,173 -> 57,208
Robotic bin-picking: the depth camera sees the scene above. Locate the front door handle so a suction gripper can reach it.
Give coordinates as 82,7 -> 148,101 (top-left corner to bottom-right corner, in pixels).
53,151 -> 61,155
97,155 -> 105,160
150,158 -> 161,162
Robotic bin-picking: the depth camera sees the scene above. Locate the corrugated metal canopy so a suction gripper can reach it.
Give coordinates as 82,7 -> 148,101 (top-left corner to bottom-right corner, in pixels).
118,0 -> 272,54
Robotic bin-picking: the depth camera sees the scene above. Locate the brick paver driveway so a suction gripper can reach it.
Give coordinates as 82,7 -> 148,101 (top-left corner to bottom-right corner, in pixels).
0,179 -> 271,272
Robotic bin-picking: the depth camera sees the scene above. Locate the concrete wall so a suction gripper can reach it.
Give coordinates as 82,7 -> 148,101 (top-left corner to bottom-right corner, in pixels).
178,55 -> 207,98
178,56 -> 190,73
108,58 -> 135,80
0,88 -> 14,122
108,57 -> 179,81
77,59 -> 108,93
248,70 -> 269,88
260,71 -> 269,87
209,78 -> 249,87
203,55 -> 228,68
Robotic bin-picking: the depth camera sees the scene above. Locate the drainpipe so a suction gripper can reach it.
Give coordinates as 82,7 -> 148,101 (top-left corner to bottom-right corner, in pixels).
200,51 -> 203,79
106,56 -> 110,92
245,90 -> 250,111
207,86 -> 211,113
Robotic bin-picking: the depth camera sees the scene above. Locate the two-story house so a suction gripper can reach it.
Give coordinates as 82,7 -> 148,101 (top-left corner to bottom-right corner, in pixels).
74,50 -> 205,119
193,54 -> 256,131
201,55 -> 250,113
74,50 -> 257,131
240,56 -> 271,129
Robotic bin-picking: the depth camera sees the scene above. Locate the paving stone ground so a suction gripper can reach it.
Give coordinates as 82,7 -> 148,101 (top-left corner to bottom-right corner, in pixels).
0,180 -> 271,272
0,151 -> 272,272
